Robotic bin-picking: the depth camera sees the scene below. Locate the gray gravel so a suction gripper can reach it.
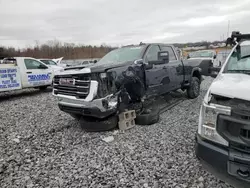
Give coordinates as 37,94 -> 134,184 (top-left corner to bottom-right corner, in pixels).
0,77 -> 234,188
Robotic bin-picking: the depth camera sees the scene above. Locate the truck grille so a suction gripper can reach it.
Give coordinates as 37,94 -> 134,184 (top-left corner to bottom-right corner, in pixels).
53,74 -> 91,99
240,129 -> 250,139
217,99 -> 250,152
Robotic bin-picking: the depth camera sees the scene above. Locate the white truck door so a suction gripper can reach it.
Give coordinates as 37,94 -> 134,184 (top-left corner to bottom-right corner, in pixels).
21,58 -> 53,88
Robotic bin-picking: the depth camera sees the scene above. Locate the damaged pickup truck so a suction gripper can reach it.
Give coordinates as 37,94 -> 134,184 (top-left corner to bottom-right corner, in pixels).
196,32 -> 250,186
53,43 -> 202,131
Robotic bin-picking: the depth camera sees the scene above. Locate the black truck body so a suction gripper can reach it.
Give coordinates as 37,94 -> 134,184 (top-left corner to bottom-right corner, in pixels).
53,43 -> 202,119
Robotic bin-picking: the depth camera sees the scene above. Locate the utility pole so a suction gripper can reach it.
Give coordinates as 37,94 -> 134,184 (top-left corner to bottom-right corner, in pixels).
227,20 -> 230,37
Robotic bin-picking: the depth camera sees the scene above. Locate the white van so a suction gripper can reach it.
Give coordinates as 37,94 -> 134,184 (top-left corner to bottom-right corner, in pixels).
0,57 -> 54,92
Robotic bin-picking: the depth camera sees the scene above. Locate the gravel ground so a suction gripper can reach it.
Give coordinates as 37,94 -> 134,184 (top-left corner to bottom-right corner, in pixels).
0,77 -> 235,188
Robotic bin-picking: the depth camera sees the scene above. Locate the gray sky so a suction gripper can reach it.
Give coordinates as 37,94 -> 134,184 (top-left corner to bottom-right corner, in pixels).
1,0 -> 250,48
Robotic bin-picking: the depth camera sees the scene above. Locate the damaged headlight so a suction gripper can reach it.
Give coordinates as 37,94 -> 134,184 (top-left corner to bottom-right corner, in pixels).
102,94 -> 118,109
198,102 -> 231,146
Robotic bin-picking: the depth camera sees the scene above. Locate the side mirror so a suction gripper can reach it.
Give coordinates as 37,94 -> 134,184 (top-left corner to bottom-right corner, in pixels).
158,51 -> 169,63
213,54 -> 217,59
145,63 -> 153,70
209,67 -> 221,78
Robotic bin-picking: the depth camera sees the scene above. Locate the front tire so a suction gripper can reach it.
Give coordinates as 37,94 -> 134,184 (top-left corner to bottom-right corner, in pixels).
69,113 -> 82,120
79,115 -> 118,132
187,77 -> 200,99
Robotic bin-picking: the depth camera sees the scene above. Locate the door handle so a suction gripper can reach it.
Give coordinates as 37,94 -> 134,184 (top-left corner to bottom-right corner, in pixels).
26,72 -> 32,74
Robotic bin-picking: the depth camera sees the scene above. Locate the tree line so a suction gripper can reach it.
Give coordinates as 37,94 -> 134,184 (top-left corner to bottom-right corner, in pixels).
0,40 -> 115,60
0,40 -> 226,59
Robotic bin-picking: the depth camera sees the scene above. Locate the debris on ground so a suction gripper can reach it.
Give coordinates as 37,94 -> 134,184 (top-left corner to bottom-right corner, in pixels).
101,136 -> 115,143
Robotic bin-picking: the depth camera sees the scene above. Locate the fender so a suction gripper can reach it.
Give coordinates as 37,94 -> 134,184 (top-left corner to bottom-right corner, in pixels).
190,67 -> 202,82
107,63 -> 145,101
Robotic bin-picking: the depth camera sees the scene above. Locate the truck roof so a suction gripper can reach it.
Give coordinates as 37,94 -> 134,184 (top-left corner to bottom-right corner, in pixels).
122,43 -> 175,48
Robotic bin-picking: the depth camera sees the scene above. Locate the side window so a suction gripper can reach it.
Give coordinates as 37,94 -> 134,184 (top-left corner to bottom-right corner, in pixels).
24,59 -> 47,69
161,46 -> 177,61
145,45 -> 160,61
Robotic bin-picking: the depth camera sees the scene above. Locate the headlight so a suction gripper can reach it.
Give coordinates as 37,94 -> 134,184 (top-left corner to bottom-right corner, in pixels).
198,102 -> 231,146
100,73 -> 107,79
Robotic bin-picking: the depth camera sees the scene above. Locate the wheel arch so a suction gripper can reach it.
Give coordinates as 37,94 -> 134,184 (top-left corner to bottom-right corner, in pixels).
191,68 -> 202,82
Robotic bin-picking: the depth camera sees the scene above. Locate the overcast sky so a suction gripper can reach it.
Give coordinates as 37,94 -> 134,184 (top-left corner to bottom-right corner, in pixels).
1,0 -> 250,48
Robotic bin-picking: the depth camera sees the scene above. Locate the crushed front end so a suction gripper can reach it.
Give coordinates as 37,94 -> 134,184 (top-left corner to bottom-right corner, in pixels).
52,65 -> 145,119
196,93 -> 250,184
52,69 -> 118,119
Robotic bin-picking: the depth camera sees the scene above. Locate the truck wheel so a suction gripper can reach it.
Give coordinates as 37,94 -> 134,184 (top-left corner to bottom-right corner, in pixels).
79,115 -> 118,132
69,113 -> 82,120
135,107 -> 160,125
187,77 -> 200,99
39,86 -> 48,91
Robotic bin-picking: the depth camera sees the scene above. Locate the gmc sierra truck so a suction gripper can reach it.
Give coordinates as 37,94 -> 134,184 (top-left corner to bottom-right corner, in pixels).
196,32 -> 250,186
53,43 -> 202,130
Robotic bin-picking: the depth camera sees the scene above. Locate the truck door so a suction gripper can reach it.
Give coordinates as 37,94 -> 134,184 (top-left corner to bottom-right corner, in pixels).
160,45 -> 184,90
144,45 -> 172,97
21,58 -> 53,88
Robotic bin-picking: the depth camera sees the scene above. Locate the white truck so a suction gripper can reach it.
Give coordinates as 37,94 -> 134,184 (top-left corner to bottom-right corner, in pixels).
0,57 -> 54,92
196,31 -> 250,186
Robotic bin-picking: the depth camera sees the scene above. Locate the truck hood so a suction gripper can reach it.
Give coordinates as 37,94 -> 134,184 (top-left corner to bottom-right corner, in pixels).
55,61 -> 134,76
55,67 -> 91,75
210,73 -> 250,101
90,61 -> 134,73
48,65 -> 64,73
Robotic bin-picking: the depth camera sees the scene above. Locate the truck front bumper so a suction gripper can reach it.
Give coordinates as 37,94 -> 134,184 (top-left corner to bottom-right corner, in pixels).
55,94 -> 118,119
196,134 -> 250,186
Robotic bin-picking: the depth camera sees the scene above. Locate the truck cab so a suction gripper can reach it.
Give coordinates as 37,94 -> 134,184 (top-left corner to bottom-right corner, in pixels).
0,57 -> 53,92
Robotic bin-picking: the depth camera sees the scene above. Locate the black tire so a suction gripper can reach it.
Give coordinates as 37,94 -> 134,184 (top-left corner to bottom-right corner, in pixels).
69,113 -> 82,120
135,107 -> 160,125
39,86 -> 48,91
187,77 -> 200,99
79,115 -> 118,132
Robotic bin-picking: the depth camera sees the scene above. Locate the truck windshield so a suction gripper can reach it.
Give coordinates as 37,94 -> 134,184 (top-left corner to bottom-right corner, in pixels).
40,60 -> 57,65
224,44 -> 250,74
189,51 -> 213,58
96,46 -> 144,65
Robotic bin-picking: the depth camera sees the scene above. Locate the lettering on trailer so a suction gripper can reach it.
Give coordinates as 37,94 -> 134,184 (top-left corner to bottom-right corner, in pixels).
0,68 -> 21,90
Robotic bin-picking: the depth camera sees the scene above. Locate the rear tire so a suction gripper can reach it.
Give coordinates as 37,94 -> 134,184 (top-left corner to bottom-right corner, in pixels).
79,115 -> 118,132
187,77 -> 200,99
